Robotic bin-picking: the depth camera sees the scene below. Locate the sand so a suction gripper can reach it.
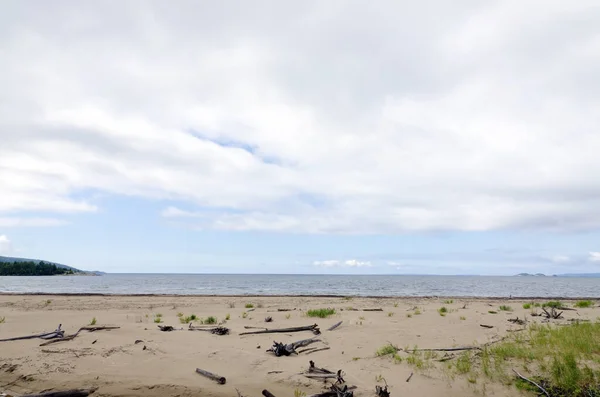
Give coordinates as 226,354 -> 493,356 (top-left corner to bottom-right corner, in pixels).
1,295 -> 598,397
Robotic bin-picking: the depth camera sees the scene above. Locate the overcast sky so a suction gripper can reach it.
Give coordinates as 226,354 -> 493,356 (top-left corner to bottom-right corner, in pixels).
1,1 -> 599,274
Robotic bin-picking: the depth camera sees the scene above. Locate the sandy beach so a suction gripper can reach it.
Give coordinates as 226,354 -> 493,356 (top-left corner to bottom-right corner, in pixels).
1,295 -> 598,397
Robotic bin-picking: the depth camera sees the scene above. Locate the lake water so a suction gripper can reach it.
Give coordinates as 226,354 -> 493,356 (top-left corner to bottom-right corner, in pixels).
0,274 -> 599,298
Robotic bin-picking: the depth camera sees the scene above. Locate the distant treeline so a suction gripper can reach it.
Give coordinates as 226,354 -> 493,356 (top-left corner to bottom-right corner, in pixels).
0,261 -> 75,276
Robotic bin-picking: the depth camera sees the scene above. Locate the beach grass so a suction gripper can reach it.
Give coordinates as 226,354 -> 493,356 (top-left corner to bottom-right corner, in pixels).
543,300 -> 563,308
522,303 -> 532,309
306,308 -> 336,318
203,316 -> 217,324
89,317 -> 97,325
245,303 -> 254,309
407,321 -> 600,396
0,316 -> 5,324
438,306 -> 448,316
180,314 -> 198,324
575,300 -> 593,308
499,305 -> 513,311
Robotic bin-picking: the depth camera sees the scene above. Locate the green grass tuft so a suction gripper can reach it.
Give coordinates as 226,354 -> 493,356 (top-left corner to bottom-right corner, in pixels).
438,307 -> 448,316
460,316 -> 466,320
203,316 -> 217,324
522,303 -> 532,309
543,300 -> 563,308
245,303 -> 254,309
0,316 -> 5,324
488,310 -> 498,314
89,317 -> 97,326
376,344 -> 398,357
225,313 -> 230,320
444,299 -> 454,304
414,309 -> 422,315
388,312 -> 394,317
499,305 -> 513,311
306,308 -> 336,318
575,300 -> 593,308
180,314 -> 198,324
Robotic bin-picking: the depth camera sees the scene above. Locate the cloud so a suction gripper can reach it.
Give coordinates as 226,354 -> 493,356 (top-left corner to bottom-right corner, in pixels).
589,252 -> 600,263
0,235 -> 12,254
2,3 -> 600,233
313,259 -> 372,268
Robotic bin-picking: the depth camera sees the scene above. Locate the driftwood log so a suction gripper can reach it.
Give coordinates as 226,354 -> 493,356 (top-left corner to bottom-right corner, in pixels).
188,323 -> 229,335
20,388 -> 97,397
308,360 -> 333,374
262,390 -> 276,397
195,368 -> 226,384
542,307 -> 563,319
0,325 -> 64,342
362,309 -> 383,312
240,324 -> 320,336
309,385 -> 357,397
39,326 -> 120,347
480,324 -> 494,329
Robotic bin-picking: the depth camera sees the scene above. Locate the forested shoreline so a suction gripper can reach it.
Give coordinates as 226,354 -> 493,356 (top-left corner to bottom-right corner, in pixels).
0,261 -> 75,276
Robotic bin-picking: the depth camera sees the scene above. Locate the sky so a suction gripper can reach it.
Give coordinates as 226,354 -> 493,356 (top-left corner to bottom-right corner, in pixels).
1,1 -> 600,275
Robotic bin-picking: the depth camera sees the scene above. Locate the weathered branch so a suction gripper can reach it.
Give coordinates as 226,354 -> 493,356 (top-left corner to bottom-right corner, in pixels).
39,326 -> 119,347
195,368 -> 226,384
262,390 -> 276,397
362,308 -> 383,312
240,324 -> 320,335
512,369 -> 549,397
0,325 -> 63,342
305,347 -> 330,355
480,324 -> 494,329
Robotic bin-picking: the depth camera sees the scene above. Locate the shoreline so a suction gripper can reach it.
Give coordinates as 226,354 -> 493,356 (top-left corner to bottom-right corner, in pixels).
1,292 -> 599,299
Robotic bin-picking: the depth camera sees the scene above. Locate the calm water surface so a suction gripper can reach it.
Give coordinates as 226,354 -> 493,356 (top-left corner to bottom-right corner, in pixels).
0,274 -> 599,297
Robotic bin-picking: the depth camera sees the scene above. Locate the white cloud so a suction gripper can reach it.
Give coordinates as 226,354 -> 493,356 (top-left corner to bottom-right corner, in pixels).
313,260 -> 340,267
2,3 -> 600,233
0,235 -> 13,254
589,252 -> 600,263
313,259 -> 372,268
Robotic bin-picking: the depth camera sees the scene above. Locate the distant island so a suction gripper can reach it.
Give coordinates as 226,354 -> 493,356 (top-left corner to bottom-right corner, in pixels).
515,272 -> 600,278
0,256 -> 103,276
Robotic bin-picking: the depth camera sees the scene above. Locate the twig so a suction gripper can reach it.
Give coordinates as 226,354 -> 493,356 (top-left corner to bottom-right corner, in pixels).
406,372 -> 413,382
362,308 -> 383,312
411,346 -> 481,352
480,324 -> 494,329
512,369 -> 549,397
327,321 -> 343,331
305,347 -> 330,355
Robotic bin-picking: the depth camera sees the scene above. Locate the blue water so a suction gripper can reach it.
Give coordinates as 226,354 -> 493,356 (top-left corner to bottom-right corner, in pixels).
0,274 -> 598,297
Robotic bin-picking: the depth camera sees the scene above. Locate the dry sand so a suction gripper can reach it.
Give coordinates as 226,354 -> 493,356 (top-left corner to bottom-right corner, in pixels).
1,295 -> 598,397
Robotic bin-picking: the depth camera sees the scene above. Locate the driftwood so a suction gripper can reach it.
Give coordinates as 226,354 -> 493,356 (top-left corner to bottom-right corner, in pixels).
308,360 -> 333,374
305,369 -> 345,383
267,337 -> 321,356
158,325 -> 175,332
542,307 -> 563,319
406,372 -> 413,382
508,317 -> 526,325
20,388 -> 97,397
244,326 -> 268,330
327,321 -> 343,331
188,323 -> 229,335
0,325 -> 64,342
39,326 -> 120,347
362,309 -> 383,312
276,309 -> 293,312
262,390 -> 276,397
375,385 -> 390,397
306,347 -> 330,355
195,368 -> 226,384
512,369 -> 549,397
480,324 -> 494,329
309,385 -> 356,397
265,316 -> 273,323
240,324 -> 320,336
